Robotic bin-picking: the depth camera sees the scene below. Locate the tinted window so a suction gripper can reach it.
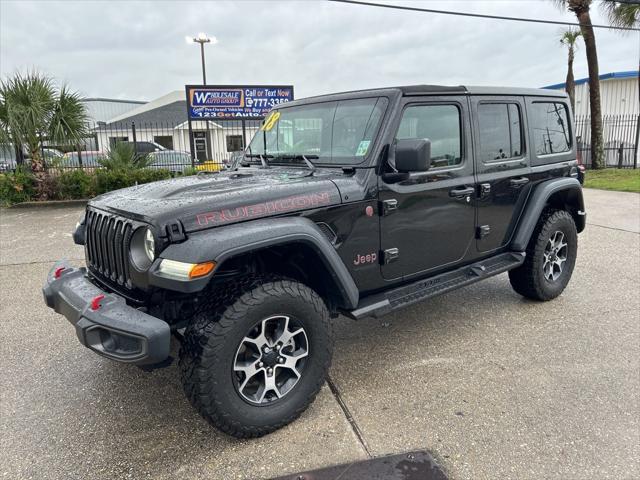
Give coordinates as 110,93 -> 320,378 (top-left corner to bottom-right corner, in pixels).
477,103 -> 523,162
136,142 -> 157,154
509,104 -> 522,157
396,105 -> 461,167
530,102 -> 571,155
154,135 -> 173,150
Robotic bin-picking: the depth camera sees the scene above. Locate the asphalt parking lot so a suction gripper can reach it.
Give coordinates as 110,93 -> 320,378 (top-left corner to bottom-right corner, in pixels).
1,188 -> 639,480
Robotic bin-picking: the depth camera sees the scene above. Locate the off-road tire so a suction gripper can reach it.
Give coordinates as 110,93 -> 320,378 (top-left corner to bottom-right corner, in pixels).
179,278 -> 333,438
509,209 -> 578,301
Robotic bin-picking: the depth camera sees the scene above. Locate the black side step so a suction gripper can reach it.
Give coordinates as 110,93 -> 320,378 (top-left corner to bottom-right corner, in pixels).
346,252 -> 526,320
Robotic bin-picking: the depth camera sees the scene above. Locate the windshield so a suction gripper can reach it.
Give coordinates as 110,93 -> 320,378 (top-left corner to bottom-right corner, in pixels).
247,97 -> 388,165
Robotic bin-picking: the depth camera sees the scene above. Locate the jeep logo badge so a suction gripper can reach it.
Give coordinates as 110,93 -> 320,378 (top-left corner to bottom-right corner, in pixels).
354,252 -> 377,266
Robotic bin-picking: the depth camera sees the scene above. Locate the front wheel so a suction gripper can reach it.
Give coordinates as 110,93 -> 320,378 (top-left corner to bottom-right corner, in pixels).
179,278 -> 333,438
509,209 -> 578,301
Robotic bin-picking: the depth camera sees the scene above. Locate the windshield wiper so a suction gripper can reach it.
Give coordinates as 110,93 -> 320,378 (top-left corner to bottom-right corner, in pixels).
276,154 -> 318,175
245,153 -> 273,169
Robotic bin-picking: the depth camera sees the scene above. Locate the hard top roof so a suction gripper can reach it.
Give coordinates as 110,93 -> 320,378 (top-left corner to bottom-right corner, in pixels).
279,84 -> 567,108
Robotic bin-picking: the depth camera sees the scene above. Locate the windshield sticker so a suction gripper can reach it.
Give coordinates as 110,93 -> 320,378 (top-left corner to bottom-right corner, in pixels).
356,140 -> 370,156
261,111 -> 281,131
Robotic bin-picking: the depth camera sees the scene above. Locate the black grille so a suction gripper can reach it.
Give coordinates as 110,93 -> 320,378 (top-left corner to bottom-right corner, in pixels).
85,208 -> 135,289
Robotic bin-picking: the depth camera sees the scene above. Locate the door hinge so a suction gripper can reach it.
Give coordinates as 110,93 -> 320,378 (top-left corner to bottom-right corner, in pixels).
382,248 -> 399,264
380,199 -> 398,216
480,183 -> 491,198
476,225 -> 490,239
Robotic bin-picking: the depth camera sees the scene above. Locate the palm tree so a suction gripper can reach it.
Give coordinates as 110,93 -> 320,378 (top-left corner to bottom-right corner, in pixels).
601,1 -> 640,108
0,72 -> 88,187
601,1 -> 640,29
559,28 -> 582,116
100,141 -> 152,171
553,0 -> 605,169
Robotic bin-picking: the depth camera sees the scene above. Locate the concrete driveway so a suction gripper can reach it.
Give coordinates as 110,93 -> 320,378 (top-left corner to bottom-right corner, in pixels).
1,189 -> 638,480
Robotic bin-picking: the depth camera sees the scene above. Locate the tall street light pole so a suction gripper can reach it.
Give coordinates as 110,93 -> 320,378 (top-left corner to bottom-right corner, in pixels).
186,32 -> 217,85
185,33 -> 218,164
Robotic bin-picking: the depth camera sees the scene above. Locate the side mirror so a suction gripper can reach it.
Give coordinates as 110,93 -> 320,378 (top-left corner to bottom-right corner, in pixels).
394,138 -> 431,173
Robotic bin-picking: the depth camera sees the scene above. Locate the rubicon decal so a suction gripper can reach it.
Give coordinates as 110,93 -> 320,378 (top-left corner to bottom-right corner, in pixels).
195,192 -> 335,226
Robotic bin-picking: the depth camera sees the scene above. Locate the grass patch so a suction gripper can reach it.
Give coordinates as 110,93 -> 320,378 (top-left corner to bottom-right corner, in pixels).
584,169 -> 640,193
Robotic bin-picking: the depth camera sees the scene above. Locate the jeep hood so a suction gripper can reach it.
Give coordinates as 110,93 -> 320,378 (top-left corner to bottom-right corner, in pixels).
89,167 -> 343,233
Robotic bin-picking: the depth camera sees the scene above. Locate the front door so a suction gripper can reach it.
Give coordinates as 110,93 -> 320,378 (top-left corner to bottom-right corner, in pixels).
379,97 -> 476,281
471,96 -> 531,253
193,131 -> 209,161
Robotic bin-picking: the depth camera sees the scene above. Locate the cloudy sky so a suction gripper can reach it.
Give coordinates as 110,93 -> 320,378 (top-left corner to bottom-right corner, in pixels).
1,0 -> 637,101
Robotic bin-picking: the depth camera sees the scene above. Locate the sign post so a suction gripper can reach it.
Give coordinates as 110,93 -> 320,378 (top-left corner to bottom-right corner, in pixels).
184,85 -> 294,164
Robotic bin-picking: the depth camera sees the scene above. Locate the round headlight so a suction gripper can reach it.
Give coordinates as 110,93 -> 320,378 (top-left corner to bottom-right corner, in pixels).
144,228 -> 155,262
130,227 -> 156,271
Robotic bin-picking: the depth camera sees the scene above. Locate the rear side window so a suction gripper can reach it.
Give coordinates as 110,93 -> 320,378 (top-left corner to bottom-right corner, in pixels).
530,102 -> 571,156
396,104 -> 461,168
477,103 -> 523,162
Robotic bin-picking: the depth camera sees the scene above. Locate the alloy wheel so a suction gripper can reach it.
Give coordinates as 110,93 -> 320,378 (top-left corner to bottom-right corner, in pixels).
543,230 -> 568,282
233,315 -> 309,405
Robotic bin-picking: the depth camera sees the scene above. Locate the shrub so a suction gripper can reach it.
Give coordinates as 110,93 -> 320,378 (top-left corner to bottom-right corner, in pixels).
57,170 -> 95,199
133,169 -> 173,183
0,167 -> 36,205
95,168 -> 172,195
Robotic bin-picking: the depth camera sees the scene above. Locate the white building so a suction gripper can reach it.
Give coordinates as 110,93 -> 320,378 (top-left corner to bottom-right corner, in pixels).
543,70 -> 638,117
95,91 -> 260,163
544,71 -> 639,167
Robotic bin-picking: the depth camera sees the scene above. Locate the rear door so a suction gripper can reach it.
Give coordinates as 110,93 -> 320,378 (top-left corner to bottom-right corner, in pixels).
471,96 -> 531,253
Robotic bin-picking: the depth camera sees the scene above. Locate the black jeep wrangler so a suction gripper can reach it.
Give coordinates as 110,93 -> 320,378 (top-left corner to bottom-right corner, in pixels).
44,85 -> 585,438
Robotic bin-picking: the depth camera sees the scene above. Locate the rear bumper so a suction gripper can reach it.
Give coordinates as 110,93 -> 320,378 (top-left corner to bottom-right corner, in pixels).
43,260 -> 170,365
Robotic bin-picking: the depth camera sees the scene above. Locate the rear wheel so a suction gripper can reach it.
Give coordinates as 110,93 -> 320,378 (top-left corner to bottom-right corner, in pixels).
509,209 -> 578,301
179,278 -> 332,438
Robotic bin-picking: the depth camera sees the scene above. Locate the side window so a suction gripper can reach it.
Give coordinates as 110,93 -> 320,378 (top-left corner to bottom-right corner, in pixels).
396,104 -> 461,168
477,103 -> 523,162
530,102 -> 571,156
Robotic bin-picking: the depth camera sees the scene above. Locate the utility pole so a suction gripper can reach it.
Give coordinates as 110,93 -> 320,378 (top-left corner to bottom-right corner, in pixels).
186,33 -> 217,85
186,33 -> 218,162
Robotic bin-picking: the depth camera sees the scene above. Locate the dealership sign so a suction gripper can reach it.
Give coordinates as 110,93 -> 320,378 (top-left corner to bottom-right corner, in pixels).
185,85 -> 294,120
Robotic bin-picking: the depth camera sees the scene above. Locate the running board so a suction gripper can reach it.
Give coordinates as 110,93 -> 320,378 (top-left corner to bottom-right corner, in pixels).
346,252 -> 526,320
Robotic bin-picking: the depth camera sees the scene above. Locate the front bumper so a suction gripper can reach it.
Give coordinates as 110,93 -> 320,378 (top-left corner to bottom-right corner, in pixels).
43,260 -> 170,365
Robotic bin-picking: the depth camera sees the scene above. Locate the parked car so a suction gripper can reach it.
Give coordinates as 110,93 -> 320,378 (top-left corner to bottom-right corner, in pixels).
0,145 -> 17,173
120,141 -> 167,155
148,151 -> 193,173
60,151 -> 105,168
0,146 -> 64,172
44,85 -> 585,439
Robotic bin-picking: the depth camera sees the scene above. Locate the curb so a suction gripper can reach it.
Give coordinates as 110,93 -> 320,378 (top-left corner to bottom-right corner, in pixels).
7,199 -> 89,209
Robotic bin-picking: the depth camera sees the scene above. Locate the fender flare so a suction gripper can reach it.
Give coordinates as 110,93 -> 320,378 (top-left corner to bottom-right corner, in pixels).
154,217 -> 359,309
511,177 -> 585,252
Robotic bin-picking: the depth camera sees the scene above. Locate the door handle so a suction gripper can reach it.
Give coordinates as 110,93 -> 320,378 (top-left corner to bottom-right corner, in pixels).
449,186 -> 475,198
510,177 -> 530,187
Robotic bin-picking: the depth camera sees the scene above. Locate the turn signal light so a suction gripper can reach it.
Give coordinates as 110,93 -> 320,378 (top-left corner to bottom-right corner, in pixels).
189,262 -> 216,279
157,259 -> 216,281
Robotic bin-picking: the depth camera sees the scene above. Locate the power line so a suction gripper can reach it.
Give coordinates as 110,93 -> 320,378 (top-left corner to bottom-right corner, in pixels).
329,0 -> 640,32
